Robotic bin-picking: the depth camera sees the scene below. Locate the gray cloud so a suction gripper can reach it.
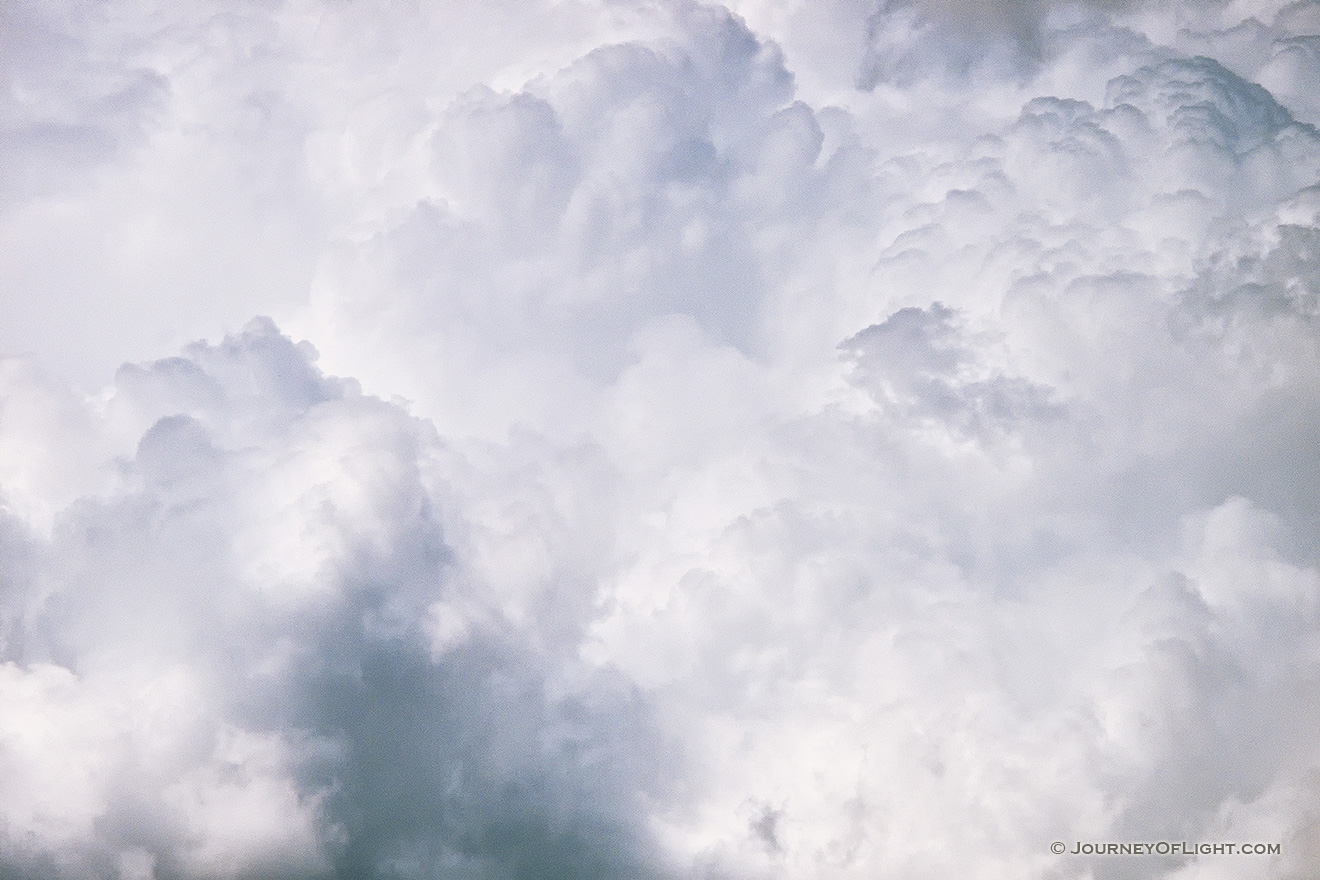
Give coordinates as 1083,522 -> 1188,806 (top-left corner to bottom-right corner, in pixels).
0,321 -> 675,879
858,0 -> 1150,85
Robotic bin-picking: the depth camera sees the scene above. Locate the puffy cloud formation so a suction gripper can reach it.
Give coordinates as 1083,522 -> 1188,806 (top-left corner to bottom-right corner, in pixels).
1,320 -> 671,878
5,1 -> 1320,879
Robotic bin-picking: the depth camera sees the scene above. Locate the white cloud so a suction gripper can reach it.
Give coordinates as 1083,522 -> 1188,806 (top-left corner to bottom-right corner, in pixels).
5,1 -> 1320,878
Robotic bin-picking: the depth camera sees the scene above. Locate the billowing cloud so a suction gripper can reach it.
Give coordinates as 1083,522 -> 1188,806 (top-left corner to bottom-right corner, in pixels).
2,320 -> 674,878
5,1 -> 1320,879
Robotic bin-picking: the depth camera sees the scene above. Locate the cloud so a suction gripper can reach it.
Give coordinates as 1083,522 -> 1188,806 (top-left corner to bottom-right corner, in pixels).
5,1 -> 1320,879
0,321 -> 674,879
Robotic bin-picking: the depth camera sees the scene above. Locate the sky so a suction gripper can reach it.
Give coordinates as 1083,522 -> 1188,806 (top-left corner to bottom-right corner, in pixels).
3,0 -> 1320,878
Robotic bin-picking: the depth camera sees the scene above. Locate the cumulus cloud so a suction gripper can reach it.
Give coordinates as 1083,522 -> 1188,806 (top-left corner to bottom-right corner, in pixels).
1,320 -> 673,878
5,1 -> 1320,879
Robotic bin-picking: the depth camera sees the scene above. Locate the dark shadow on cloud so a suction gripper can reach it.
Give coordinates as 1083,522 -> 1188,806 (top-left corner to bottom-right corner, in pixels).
858,0 -> 1147,85
286,638 -> 669,880
841,303 -> 1063,436
0,319 -> 678,880
231,536 -> 674,880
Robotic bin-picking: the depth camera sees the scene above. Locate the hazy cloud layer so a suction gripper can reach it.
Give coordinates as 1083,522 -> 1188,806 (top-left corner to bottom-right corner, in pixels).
5,1 -> 1320,879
